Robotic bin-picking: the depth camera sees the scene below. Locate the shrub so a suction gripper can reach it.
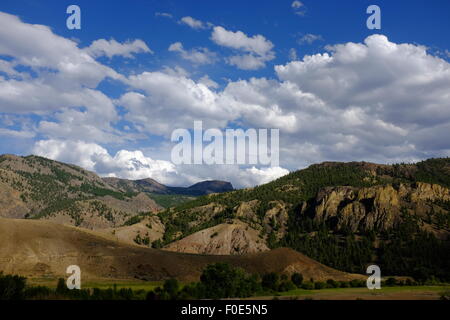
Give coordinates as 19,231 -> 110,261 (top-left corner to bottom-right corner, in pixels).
278,280 -> 296,292
326,279 -> 339,288
314,282 -> 327,290
301,282 -> 314,290
385,277 -> 397,286
261,272 -> 280,291
163,278 -> 179,299
291,273 -> 304,287
0,273 -> 26,300
199,263 -> 259,299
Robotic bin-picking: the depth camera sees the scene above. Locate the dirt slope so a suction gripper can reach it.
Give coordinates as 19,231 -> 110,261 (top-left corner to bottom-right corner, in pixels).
163,220 -> 269,255
0,218 -> 363,282
96,216 -> 165,246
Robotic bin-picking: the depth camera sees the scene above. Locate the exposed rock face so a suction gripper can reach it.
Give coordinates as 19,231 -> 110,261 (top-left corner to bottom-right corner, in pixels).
263,201 -> 290,240
301,182 -> 450,232
235,200 -> 260,223
163,220 -> 268,255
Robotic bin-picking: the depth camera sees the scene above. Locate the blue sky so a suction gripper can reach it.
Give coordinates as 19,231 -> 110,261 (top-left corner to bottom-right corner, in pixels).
0,1 -> 449,188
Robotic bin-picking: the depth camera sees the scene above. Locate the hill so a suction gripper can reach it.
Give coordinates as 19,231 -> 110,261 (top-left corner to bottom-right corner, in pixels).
151,159 -> 450,281
162,219 -> 268,255
0,217 -> 363,282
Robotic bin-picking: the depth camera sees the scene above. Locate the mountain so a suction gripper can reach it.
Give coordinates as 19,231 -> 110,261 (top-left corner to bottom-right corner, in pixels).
104,176 -> 234,196
152,159 -> 450,281
0,217 -> 364,282
172,180 -> 234,195
0,154 -> 232,229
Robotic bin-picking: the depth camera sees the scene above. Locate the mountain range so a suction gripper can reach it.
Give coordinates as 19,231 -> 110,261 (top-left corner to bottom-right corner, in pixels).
0,154 -> 449,282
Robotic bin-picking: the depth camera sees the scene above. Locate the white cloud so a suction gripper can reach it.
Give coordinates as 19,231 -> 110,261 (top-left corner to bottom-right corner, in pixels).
179,16 -> 208,29
168,42 -> 217,64
198,75 -> 219,89
211,26 -> 275,70
33,139 -> 109,172
120,69 -> 235,135
0,11 -> 131,146
298,34 -> 323,45
32,139 -> 176,182
273,34 -> 450,165
120,68 -> 300,137
85,39 -> 152,59
0,12 -> 121,88
211,26 -> 273,56
245,166 -> 289,186
0,127 -> 34,138
155,12 -> 173,19
291,1 -> 303,9
289,48 -> 298,61
291,1 -> 306,16
0,11 -> 122,116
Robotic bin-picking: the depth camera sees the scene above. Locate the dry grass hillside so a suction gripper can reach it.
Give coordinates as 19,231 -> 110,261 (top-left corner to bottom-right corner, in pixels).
0,218 -> 364,282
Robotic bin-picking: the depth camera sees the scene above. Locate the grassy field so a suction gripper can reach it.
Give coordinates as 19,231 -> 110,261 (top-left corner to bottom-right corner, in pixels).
263,285 -> 450,300
27,277 -> 449,300
28,278 -> 164,291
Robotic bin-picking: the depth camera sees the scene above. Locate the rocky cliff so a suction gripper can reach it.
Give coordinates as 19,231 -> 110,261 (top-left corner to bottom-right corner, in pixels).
300,182 -> 450,235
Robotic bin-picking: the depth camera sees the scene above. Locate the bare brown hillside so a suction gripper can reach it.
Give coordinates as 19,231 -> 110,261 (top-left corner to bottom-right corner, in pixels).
163,219 -> 269,255
0,218 -> 363,282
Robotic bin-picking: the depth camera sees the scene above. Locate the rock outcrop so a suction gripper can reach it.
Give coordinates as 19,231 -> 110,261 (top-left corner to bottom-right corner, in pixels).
300,182 -> 450,232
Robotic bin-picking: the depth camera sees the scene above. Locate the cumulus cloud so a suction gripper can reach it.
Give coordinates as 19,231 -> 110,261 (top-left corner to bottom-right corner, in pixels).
0,11 -> 132,148
119,68 -> 299,137
211,26 -> 275,70
84,39 -> 152,59
0,12 -> 120,88
168,42 -> 217,64
273,34 -> 450,165
120,68 -> 237,136
0,11 -> 122,117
